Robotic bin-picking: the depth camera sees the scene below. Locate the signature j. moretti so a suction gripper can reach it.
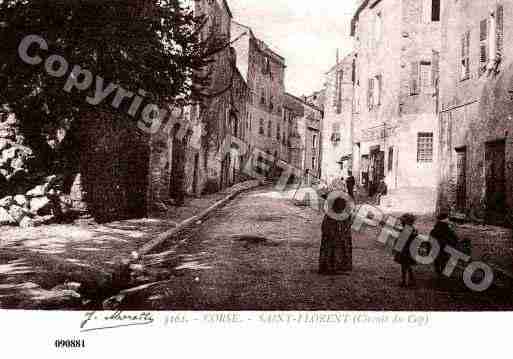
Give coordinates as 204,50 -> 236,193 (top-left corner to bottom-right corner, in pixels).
80,311 -> 155,332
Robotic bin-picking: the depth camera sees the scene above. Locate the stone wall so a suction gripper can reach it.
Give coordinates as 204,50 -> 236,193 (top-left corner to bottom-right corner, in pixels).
437,0 -> 513,225
321,55 -> 355,184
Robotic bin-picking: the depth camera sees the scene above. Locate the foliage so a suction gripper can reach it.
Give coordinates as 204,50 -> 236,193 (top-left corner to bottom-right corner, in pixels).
0,0 -> 210,144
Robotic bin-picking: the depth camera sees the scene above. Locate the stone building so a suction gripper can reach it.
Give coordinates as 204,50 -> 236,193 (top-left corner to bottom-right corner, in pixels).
147,0 -> 249,212
320,53 -> 356,185
351,0 -> 442,211
231,21 -> 287,176
283,93 -> 323,181
437,0 -> 512,226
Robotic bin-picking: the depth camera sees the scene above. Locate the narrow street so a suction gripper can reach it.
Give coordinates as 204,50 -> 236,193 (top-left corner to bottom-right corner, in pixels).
122,188 -> 513,311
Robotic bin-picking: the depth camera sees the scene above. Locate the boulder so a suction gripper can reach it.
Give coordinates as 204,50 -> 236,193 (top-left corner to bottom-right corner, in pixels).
0,138 -> 12,151
0,196 -> 13,208
19,216 -> 35,228
0,207 -> 16,225
29,196 -> 53,215
19,288 -> 82,310
13,194 -> 27,208
32,214 -> 56,226
26,184 -> 47,197
0,126 -> 15,140
8,204 -> 31,223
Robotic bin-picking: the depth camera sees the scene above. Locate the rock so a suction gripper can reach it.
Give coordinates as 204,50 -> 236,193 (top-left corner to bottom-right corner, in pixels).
19,289 -> 82,310
0,207 -> 16,225
51,282 -> 82,292
8,204 -> 31,223
32,214 -> 56,226
10,156 -> 25,170
0,196 -> 13,208
29,196 -> 52,215
13,194 -> 27,208
1,146 -> 18,161
5,113 -> 16,125
26,184 -> 47,197
19,216 -> 35,228
0,138 -> 12,151
0,127 -> 15,140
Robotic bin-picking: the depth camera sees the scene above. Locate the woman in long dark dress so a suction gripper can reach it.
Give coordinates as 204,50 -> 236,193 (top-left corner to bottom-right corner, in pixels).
319,197 -> 352,275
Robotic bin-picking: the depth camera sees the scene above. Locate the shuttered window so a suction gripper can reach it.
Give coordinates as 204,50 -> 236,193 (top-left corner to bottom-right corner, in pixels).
420,61 -> 432,94
432,50 -> 440,87
479,19 -> 488,75
411,62 -> 420,95
368,78 -> 375,109
497,5 -> 504,57
376,74 -> 382,106
461,31 -> 470,80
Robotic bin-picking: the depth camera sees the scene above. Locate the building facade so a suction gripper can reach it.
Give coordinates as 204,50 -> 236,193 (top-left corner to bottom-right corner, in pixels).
148,0 -> 248,212
284,93 -> 323,180
351,0 -> 442,204
232,21 -> 287,176
437,0 -> 512,226
320,53 -> 356,185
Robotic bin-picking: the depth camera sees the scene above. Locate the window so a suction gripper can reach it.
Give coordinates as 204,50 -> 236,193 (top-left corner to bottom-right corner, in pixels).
497,5 -> 504,57
420,61 -> 432,94
312,157 -> 316,169
374,11 -> 383,47
260,88 -> 266,105
368,78 -> 375,109
375,74 -> 382,106
331,122 -> 341,144
417,132 -> 434,162
259,119 -> 264,135
431,0 -> 440,22
461,31 -> 470,80
388,147 -> 394,172
313,135 -> 317,149
334,70 -> 343,113
479,18 -> 489,75
410,62 -> 420,95
277,124 -> 281,141
432,50 -> 440,87
262,57 -> 270,74
267,120 -> 272,137
269,95 -> 274,111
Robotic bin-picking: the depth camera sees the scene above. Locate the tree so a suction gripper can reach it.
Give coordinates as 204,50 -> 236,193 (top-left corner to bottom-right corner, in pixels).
0,0 -> 210,147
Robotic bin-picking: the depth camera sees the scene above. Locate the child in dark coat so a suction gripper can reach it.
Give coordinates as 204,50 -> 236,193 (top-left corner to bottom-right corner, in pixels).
394,213 -> 418,287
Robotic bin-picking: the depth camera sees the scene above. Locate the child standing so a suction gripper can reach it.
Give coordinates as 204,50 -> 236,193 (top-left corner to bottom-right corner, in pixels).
394,213 -> 418,287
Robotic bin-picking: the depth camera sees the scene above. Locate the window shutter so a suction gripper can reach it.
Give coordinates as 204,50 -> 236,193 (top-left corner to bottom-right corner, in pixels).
497,5 -> 504,56
480,19 -> 488,41
480,43 -> 488,63
479,19 -> 488,75
411,62 -> 419,95
432,50 -> 440,87
375,75 -> 382,106
368,78 -> 374,109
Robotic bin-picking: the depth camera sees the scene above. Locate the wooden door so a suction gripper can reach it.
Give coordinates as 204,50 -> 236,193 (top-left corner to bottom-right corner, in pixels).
485,140 -> 506,225
455,148 -> 467,211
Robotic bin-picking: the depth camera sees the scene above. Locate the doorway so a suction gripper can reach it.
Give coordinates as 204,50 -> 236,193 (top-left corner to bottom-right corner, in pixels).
455,147 -> 467,212
369,146 -> 385,196
192,153 -> 199,196
485,140 -> 506,225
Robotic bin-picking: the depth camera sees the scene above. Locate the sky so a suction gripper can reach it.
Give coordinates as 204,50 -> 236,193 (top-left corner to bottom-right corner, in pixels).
229,0 -> 358,97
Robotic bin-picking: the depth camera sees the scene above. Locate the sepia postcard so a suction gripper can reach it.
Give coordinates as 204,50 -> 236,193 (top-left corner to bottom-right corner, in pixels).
0,0 -> 512,356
